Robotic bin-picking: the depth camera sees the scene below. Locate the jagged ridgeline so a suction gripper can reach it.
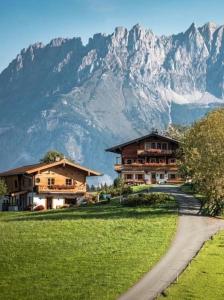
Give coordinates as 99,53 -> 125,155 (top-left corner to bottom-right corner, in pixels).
0,22 -> 224,181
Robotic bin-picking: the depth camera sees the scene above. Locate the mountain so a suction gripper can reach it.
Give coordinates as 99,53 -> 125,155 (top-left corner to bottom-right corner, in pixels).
0,22 -> 224,182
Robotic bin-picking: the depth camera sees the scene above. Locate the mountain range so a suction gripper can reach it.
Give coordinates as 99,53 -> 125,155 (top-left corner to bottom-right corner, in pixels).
0,21 -> 224,182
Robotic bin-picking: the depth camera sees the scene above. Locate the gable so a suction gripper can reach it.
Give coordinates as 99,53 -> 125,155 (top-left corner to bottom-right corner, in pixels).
0,159 -> 101,177
106,133 -> 179,154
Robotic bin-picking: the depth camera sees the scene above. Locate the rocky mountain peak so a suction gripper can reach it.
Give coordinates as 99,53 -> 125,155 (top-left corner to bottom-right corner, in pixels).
0,22 -> 224,181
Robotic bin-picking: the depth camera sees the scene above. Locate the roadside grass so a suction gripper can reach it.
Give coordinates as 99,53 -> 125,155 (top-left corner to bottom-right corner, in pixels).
159,230 -> 224,300
0,198 -> 177,300
131,184 -> 151,193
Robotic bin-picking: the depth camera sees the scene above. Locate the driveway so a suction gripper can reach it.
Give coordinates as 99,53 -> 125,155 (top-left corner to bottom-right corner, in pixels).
118,185 -> 224,300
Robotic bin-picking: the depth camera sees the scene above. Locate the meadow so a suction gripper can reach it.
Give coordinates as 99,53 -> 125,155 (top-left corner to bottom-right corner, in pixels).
0,198 -> 177,300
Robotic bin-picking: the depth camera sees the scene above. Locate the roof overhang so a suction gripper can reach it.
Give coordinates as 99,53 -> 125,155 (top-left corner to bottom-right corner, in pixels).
105,133 -> 179,154
0,159 -> 102,177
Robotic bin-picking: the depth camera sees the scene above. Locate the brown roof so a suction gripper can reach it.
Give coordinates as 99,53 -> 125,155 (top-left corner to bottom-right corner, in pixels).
105,132 -> 179,154
0,159 -> 102,177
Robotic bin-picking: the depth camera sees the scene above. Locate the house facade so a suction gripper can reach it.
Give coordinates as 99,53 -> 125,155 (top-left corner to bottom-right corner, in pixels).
106,131 -> 182,185
0,159 -> 101,211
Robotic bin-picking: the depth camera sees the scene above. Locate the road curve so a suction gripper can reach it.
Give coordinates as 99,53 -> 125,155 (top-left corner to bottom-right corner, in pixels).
118,185 -> 224,300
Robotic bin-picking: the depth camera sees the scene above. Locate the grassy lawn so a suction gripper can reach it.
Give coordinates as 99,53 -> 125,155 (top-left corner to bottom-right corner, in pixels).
160,230 -> 224,300
131,184 -> 151,193
0,198 -> 177,300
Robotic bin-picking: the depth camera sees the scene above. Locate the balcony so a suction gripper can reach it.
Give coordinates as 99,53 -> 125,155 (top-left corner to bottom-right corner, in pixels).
114,163 -> 178,172
114,164 -> 123,172
137,149 -> 174,156
36,184 -> 86,194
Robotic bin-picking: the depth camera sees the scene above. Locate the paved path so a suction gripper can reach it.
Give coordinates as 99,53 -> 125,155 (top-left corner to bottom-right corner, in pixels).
118,186 -> 224,300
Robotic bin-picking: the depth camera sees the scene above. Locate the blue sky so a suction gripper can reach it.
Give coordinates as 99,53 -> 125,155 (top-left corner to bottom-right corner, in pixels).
0,0 -> 224,72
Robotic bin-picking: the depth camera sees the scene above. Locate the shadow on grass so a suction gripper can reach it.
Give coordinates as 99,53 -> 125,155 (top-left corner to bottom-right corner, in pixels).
5,202 -> 177,222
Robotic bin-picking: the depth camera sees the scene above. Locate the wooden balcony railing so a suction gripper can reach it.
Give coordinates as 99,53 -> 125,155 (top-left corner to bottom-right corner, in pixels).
114,164 -> 123,172
137,149 -> 174,155
114,163 -> 178,172
36,185 -> 86,193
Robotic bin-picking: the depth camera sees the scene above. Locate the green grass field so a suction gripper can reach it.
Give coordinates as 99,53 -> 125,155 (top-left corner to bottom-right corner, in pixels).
131,184 -> 151,193
0,198 -> 177,300
160,230 -> 224,300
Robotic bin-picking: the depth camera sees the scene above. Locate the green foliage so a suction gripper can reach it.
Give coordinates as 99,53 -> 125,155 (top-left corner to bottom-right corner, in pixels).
113,177 -> 123,188
122,193 -> 174,207
0,202 -> 177,300
40,150 -> 75,163
180,183 -> 195,194
131,184 -> 151,193
0,179 -> 7,196
40,150 -> 64,163
98,177 -> 132,198
182,108 -> 224,215
166,124 -> 188,141
99,185 -> 132,198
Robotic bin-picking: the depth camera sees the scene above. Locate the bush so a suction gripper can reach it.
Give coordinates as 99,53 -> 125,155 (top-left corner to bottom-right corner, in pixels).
122,193 -> 173,207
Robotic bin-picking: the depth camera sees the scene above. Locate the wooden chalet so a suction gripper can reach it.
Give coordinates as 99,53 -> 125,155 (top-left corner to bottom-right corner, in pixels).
106,131 -> 182,185
0,158 -> 101,211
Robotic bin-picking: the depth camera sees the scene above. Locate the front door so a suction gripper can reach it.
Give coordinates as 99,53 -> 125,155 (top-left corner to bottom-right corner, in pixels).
151,172 -> 156,184
46,197 -> 53,209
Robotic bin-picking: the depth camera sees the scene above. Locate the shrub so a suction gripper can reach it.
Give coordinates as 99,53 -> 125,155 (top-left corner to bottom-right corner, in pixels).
122,193 -> 173,207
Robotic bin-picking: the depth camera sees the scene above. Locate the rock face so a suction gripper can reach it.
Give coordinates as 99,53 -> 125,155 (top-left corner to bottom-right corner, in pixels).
0,22 -> 224,181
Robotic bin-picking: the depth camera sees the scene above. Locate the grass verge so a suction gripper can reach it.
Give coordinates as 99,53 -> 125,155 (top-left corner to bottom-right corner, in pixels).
159,230 -> 224,300
0,197 -> 177,300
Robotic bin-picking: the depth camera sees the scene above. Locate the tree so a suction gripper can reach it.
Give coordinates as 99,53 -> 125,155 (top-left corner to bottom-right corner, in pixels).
166,124 -> 188,141
40,150 -> 75,163
90,184 -> 96,192
182,108 -> 224,215
0,179 -> 7,196
113,177 -> 124,188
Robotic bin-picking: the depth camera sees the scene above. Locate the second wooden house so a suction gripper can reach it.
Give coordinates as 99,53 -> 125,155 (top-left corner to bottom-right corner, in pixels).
106,131 -> 182,185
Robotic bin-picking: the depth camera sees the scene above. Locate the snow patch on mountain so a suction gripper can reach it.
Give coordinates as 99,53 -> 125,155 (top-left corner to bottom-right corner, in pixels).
0,22 -> 224,180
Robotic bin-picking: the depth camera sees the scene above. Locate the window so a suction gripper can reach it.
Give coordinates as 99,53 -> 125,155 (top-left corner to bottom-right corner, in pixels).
150,158 -> 157,163
157,143 -> 161,149
65,198 -> 77,205
170,158 -> 176,164
136,174 -> 143,180
126,159 -> 132,164
151,173 -> 156,179
160,174 -> 164,179
66,178 -> 73,186
145,142 -> 151,150
162,143 -> 167,150
138,159 -> 144,164
151,142 -> 156,149
36,178 -> 40,184
48,178 -> 55,186
14,180 -> 18,188
126,174 -> 133,180
169,174 -> 176,179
